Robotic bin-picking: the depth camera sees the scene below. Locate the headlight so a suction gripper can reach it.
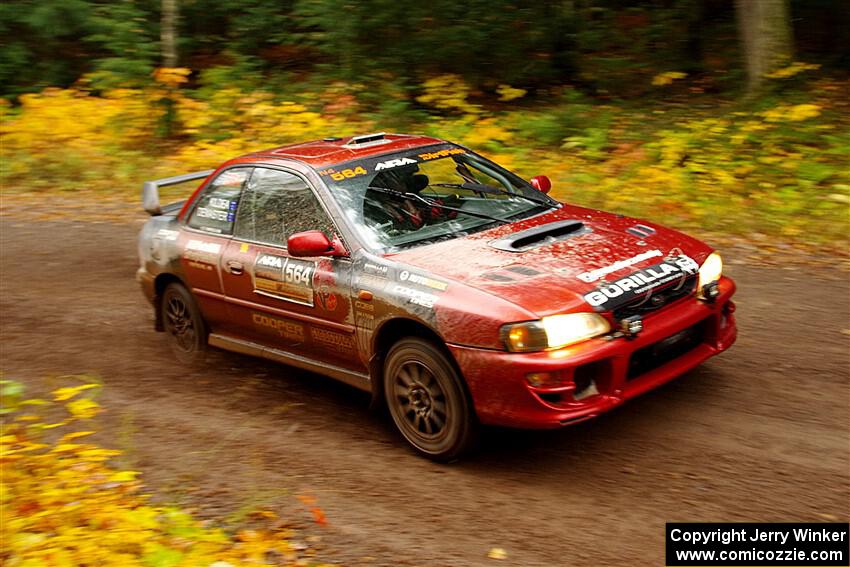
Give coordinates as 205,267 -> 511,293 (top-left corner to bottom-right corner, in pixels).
501,313 -> 611,352
697,252 -> 723,291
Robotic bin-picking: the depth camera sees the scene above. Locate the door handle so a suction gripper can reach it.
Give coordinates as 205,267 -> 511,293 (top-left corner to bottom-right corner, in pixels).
226,260 -> 244,275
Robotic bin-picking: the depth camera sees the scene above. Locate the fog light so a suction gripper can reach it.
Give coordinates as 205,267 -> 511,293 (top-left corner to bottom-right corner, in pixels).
526,372 -> 565,389
701,281 -> 720,303
620,315 -> 643,337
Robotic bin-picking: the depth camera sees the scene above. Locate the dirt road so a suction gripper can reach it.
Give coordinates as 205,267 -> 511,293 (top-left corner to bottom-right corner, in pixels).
2,219 -> 848,566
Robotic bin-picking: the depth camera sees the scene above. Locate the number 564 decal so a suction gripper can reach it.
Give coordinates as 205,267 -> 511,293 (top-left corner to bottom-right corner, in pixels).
254,253 -> 316,306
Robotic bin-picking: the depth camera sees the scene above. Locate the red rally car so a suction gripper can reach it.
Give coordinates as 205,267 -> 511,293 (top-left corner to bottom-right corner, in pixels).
137,133 -> 737,460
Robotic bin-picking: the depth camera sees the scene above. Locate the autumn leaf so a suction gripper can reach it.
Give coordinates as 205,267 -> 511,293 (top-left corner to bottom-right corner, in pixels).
66,398 -> 101,419
3,377 -> 325,566
52,383 -> 99,401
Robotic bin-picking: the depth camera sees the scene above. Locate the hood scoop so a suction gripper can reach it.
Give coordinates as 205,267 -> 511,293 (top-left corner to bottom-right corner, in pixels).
489,220 -> 590,252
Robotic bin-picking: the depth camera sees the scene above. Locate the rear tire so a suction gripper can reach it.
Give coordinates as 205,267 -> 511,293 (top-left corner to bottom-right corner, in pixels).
383,338 -> 478,461
161,282 -> 207,365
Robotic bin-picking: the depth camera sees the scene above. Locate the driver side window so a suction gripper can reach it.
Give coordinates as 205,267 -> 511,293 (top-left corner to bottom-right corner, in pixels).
234,167 -> 336,246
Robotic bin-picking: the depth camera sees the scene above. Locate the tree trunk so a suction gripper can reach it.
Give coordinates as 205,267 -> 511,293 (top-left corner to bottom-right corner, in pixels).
161,0 -> 178,67
735,0 -> 793,93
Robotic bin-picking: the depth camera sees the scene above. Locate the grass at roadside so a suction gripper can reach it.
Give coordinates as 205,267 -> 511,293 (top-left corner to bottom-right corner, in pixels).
0,377 -> 331,567
1,73 -> 847,252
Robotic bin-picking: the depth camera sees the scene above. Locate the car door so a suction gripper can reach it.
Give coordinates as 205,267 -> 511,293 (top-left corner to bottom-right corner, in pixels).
219,166 -> 364,373
178,167 -> 251,331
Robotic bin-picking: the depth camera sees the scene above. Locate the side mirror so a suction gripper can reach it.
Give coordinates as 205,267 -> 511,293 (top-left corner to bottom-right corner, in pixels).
287,231 -> 347,257
530,175 -> 552,194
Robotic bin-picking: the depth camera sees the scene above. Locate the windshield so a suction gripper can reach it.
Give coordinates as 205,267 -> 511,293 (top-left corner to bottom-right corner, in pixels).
319,144 -> 558,252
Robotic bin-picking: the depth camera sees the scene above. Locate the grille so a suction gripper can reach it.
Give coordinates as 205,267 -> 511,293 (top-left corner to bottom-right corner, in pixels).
627,319 -> 706,380
613,274 -> 697,320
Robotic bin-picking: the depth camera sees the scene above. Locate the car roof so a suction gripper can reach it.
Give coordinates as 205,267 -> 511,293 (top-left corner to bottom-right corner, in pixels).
238,133 -> 447,169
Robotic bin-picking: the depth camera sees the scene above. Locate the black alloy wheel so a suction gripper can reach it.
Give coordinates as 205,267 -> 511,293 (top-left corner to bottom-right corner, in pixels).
161,282 -> 207,364
383,338 -> 478,461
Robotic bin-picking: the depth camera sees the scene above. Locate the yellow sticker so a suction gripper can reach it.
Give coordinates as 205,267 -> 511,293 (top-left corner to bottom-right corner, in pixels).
240,243 -> 249,253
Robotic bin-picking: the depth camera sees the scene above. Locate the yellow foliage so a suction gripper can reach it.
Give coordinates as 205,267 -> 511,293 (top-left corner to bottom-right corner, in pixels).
0,378 -> 330,566
465,118 -> 514,148
153,67 -> 192,88
765,62 -> 821,80
496,84 -> 527,102
0,74 -> 847,248
177,90 -> 335,146
52,384 -> 98,402
416,74 -> 480,115
0,80 -> 354,190
651,71 -> 687,86
761,104 -> 821,122
65,398 -> 101,420
1,88 -> 160,156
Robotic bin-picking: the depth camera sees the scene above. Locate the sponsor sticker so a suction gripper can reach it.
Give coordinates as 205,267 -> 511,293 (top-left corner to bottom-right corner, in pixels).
418,148 -> 465,161
363,262 -> 389,275
208,197 -> 237,210
320,166 -> 368,181
316,286 -> 338,312
186,240 -> 221,254
583,256 -> 699,309
358,273 -> 388,292
184,239 -> 222,264
576,249 -> 664,283
195,206 -> 235,223
399,269 -> 449,291
375,157 -> 417,171
254,253 -> 315,306
310,327 -> 356,353
187,261 -> 214,272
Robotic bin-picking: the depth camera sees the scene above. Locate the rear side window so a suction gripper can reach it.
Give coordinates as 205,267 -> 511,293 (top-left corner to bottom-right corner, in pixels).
187,169 -> 250,234
234,167 -> 336,246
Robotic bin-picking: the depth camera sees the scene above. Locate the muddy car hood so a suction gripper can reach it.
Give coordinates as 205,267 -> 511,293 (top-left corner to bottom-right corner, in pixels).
388,204 -> 712,317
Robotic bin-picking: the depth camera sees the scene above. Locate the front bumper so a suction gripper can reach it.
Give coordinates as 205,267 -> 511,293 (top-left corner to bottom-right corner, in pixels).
449,276 -> 737,429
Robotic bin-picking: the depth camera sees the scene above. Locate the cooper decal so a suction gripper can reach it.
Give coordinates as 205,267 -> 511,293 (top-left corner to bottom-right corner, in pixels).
576,250 -> 664,283
583,256 -> 699,309
374,157 -> 417,171
391,284 -> 439,309
254,254 -> 315,306
251,312 -> 305,342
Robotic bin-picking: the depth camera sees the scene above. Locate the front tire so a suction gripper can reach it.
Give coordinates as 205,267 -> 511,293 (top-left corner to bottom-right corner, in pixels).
383,338 -> 478,461
161,282 -> 207,365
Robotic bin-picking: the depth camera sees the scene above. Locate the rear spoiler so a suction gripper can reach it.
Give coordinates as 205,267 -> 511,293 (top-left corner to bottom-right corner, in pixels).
142,169 -> 214,216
